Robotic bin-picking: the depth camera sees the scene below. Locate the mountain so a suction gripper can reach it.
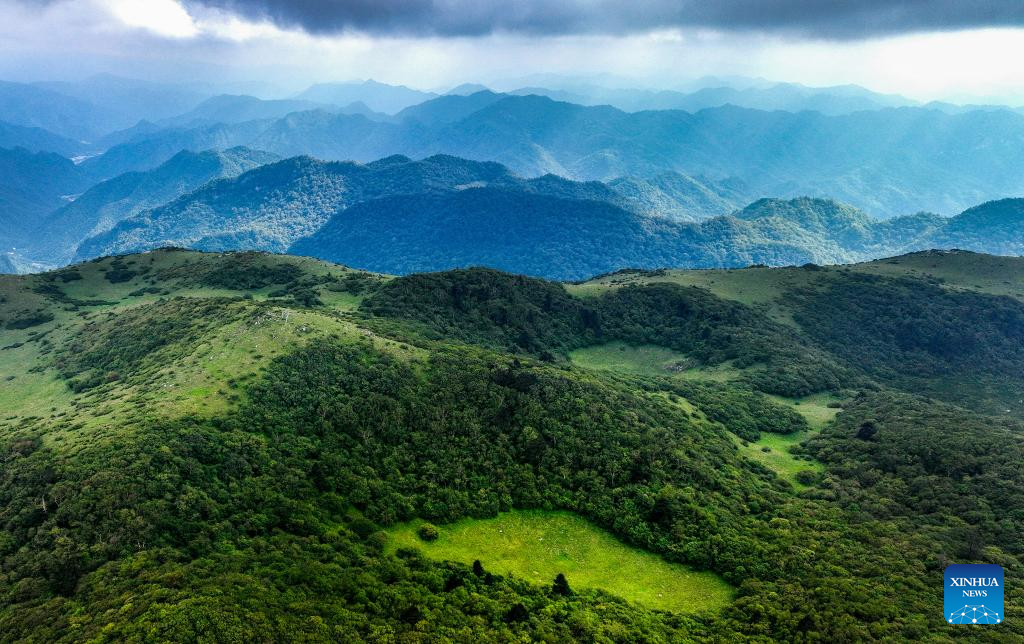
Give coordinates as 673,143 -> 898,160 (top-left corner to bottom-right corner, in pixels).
82,94 -> 1024,215
289,189 -> 704,279
0,121 -> 90,156
72,154 -> 553,259
30,147 -> 279,265
3,249 -> 1024,640
156,95 -> 388,128
410,96 -> 1024,215
445,82 -> 492,96
607,172 -> 750,221
294,79 -> 437,113
74,154 -> 522,260
396,90 -> 507,125
0,147 -> 92,250
0,80 -> 121,140
34,74 -> 209,130
929,198 -> 1024,255
80,119 -> 275,180
509,81 -> 917,115
72,150 -> 1024,279
71,153 -> 740,267
291,193 -> 944,279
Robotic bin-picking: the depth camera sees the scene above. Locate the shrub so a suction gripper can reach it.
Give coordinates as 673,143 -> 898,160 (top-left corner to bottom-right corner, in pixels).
417,523 -> 440,542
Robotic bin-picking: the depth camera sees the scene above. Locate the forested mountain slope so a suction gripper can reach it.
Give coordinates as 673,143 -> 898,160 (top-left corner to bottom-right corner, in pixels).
0,248 -> 1021,641
72,150 -> 1024,279
0,148 -> 94,250
30,147 -> 278,265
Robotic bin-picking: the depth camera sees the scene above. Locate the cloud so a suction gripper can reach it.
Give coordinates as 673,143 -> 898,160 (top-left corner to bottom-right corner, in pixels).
186,0 -> 1024,39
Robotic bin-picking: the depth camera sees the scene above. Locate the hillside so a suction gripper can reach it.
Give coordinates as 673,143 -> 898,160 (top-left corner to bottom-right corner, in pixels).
29,147 -> 278,266
930,198 -> 1024,255
1,249 -> 1022,640
0,121 -> 89,157
74,155 -> 523,260
606,171 -> 750,221
0,148 -> 93,250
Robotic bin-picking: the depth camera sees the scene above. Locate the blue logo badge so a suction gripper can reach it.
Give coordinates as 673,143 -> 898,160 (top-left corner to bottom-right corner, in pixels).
945,564 -> 1003,625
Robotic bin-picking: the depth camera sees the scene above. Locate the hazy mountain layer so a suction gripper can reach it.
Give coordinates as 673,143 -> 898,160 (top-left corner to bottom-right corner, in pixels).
0,148 -> 93,250
86,93 -> 1024,216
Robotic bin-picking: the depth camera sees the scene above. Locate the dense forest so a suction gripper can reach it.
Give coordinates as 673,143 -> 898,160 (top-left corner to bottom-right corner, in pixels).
0,249 -> 1021,641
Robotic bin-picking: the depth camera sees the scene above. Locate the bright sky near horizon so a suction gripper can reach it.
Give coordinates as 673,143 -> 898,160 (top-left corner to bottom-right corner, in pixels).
3,0 -> 1024,104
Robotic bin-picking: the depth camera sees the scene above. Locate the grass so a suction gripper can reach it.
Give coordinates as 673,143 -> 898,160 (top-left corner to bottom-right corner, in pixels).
568,342 -> 690,377
0,250 -> 413,453
736,432 -> 823,490
387,510 -> 734,614
569,341 -> 753,383
735,393 -> 840,489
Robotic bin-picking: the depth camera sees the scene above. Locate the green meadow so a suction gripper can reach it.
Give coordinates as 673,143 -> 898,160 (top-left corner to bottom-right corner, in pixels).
736,393 -> 840,489
387,510 -> 734,614
568,341 -> 750,382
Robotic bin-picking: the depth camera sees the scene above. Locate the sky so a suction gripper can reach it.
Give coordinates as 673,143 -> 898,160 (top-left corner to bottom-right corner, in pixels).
3,0 -> 1024,104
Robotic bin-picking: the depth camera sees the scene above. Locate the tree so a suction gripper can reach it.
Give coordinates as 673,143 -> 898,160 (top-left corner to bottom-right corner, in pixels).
472,560 -> 485,577
856,420 -> 878,441
505,603 -> 529,623
552,573 -> 572,596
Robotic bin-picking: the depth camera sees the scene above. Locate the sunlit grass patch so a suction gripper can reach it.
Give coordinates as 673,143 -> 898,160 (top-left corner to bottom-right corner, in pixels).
386,509 -> 734,614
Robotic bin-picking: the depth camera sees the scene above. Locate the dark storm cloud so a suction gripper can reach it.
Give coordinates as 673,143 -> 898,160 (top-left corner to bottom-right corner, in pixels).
188,0 -> 1024,39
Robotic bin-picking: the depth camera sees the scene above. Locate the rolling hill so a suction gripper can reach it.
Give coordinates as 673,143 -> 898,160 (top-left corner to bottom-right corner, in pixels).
1,248 -> 1023,640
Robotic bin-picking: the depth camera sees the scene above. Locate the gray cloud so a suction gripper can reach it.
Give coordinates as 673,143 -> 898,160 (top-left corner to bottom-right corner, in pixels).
188,1 -> 1024,39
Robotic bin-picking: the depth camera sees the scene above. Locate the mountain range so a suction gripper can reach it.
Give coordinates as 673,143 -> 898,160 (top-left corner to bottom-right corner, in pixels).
62,152 -> 1024,280
75,92 -> 1024,216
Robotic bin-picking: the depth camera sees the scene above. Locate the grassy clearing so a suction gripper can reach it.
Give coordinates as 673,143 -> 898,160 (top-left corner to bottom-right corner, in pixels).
567,266 -> 829,326
568,342 -> 689,377
569,341 -> 753,383
736,432 -> 823,490
735,393 -> 840,489
387,510 -> 733,614
852,251 -> 1024,301
769,392 -> 841,430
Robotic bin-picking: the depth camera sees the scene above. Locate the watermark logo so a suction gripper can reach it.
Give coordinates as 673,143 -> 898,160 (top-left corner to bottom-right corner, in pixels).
945,564 -> 1003,625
